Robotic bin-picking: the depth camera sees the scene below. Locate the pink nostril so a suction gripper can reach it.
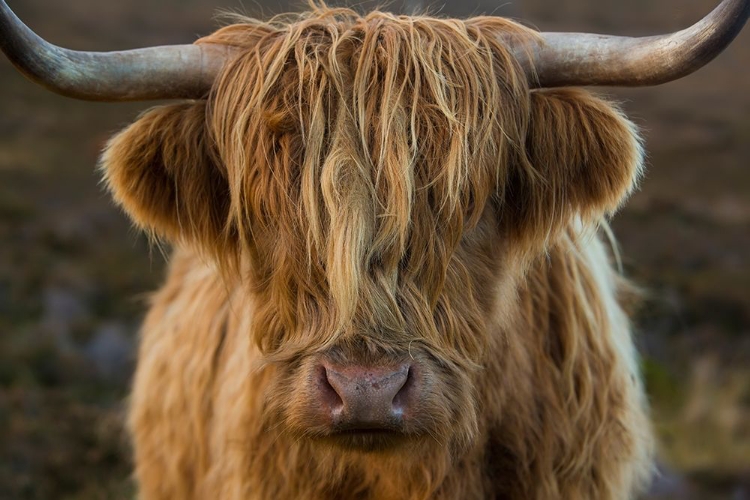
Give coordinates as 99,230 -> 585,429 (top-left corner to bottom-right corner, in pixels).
317,365 -> 344,414
391,367 -> 413,414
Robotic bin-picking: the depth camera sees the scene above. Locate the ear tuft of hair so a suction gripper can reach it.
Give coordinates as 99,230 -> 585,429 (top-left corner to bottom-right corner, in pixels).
502,88 -> 644,253
100,102 -> 237,261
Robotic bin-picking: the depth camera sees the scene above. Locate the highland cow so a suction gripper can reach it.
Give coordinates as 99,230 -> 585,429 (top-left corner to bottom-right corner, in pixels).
2,0 -> 749,499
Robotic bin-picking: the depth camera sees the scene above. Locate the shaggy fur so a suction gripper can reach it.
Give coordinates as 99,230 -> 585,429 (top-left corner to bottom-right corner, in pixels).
100,5 -> 654,499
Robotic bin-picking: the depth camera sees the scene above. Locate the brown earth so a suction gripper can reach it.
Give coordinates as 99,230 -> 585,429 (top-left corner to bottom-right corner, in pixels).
0,0 -> 748,498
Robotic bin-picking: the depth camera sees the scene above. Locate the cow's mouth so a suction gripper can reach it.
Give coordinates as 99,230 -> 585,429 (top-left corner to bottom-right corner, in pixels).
325,428 -> 408,452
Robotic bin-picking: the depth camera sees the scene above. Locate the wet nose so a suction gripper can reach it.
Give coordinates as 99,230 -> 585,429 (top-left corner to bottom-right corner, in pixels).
316,361 -> 415,430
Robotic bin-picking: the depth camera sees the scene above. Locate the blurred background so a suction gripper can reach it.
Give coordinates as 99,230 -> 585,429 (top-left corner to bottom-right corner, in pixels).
0,0 -> 748,498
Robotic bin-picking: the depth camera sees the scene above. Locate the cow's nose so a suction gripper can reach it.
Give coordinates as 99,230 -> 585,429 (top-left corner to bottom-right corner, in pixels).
316,361 -> 415,430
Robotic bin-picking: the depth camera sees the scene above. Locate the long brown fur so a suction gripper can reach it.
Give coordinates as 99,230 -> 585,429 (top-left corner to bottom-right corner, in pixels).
100,5 -> 653,499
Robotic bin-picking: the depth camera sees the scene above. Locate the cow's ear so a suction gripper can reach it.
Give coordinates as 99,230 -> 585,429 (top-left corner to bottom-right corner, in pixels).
503,89 -> 644,247
100,102 -> 232,251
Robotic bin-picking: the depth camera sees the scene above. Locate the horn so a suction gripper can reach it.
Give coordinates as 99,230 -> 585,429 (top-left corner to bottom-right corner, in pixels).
522,0 -> 750,87
0,0 -> 229,101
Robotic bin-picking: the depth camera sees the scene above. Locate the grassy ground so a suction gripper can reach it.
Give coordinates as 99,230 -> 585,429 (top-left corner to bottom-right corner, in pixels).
0,0 -> 748,498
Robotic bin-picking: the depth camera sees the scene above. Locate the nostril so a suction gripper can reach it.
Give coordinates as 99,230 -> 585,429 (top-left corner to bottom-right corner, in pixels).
317,365 -> 343,413
391,366 -> 413,414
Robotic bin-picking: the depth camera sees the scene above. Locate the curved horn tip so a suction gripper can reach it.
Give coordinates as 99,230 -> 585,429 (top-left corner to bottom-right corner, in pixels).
525,0 -> 750,88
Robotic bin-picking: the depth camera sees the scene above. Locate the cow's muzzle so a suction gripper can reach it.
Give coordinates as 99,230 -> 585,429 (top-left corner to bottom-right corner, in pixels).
307,356 -> 424,449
